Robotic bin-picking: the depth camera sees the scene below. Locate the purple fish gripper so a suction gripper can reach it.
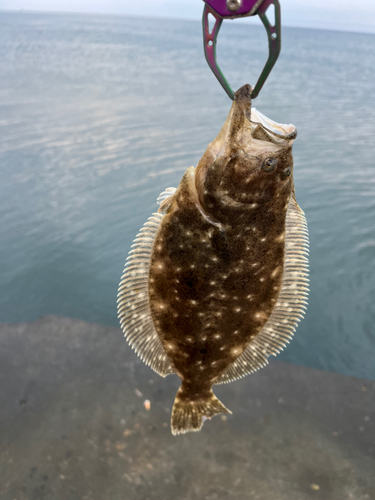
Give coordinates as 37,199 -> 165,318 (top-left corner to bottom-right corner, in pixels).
202,0 -> 281,100
204,0 -> 265,18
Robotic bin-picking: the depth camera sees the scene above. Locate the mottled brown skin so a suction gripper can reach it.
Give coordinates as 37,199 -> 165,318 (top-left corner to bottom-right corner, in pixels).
149,85 -> 295,406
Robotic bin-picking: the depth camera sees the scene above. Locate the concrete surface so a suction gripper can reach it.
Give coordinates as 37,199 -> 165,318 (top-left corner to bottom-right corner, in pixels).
0,315 -> 374,500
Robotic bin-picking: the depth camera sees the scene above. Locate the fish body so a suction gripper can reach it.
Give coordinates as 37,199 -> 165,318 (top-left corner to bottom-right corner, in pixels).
118,85 -> 308,435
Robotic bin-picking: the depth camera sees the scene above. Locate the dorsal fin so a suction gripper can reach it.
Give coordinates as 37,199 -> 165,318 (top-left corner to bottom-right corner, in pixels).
157,187 -> 176,213
215,194 -> 309,384
117,190 -> 177,377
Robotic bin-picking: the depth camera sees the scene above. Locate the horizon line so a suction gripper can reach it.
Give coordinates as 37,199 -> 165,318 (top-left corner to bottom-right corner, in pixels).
1,8 -> 375,36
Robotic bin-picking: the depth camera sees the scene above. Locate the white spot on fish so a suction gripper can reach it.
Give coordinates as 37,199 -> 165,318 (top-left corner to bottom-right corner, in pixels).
271,266 -> 280,278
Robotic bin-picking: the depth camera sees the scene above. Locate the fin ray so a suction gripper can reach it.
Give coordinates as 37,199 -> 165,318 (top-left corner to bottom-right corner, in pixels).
117,189 -> 178,377
157,187 -> 176,213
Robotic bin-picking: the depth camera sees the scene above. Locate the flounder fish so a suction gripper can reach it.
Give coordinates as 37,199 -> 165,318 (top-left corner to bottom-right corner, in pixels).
118,85 -> 309,435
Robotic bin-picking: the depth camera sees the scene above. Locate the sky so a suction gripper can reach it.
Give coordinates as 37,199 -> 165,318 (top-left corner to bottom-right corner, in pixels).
1,0 -> 375,34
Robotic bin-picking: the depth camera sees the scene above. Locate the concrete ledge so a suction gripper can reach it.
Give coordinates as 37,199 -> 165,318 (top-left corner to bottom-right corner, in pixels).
0,315 -> 374,500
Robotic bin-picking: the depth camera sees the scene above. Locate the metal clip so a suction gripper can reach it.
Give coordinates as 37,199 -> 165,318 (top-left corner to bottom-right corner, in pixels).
202,0 -> 281,99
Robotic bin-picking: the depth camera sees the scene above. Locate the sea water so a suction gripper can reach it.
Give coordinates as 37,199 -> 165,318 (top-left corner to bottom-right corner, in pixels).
0,12 -> 374,379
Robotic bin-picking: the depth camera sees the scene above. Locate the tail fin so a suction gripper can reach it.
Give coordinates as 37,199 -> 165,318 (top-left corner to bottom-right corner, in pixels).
171,388 -> 231,435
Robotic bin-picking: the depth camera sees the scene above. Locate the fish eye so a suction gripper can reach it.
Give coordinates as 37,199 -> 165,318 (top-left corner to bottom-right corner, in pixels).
262,157 -> 277,173
281,166 -> 292,179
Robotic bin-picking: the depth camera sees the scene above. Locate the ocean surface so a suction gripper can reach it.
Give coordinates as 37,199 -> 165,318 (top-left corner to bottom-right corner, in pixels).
0,11 -> 374,379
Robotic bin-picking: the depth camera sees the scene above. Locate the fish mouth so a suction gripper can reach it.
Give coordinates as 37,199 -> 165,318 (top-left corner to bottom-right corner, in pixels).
250,108 -> 297,141
233,85 -> 296,143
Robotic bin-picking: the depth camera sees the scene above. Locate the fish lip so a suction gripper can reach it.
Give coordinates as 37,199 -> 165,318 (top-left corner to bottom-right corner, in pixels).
251,108 -> 297,141
234,84 -> 252,101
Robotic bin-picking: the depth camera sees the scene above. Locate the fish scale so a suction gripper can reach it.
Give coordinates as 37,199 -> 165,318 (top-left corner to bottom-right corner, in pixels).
118,84 -> 309,435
